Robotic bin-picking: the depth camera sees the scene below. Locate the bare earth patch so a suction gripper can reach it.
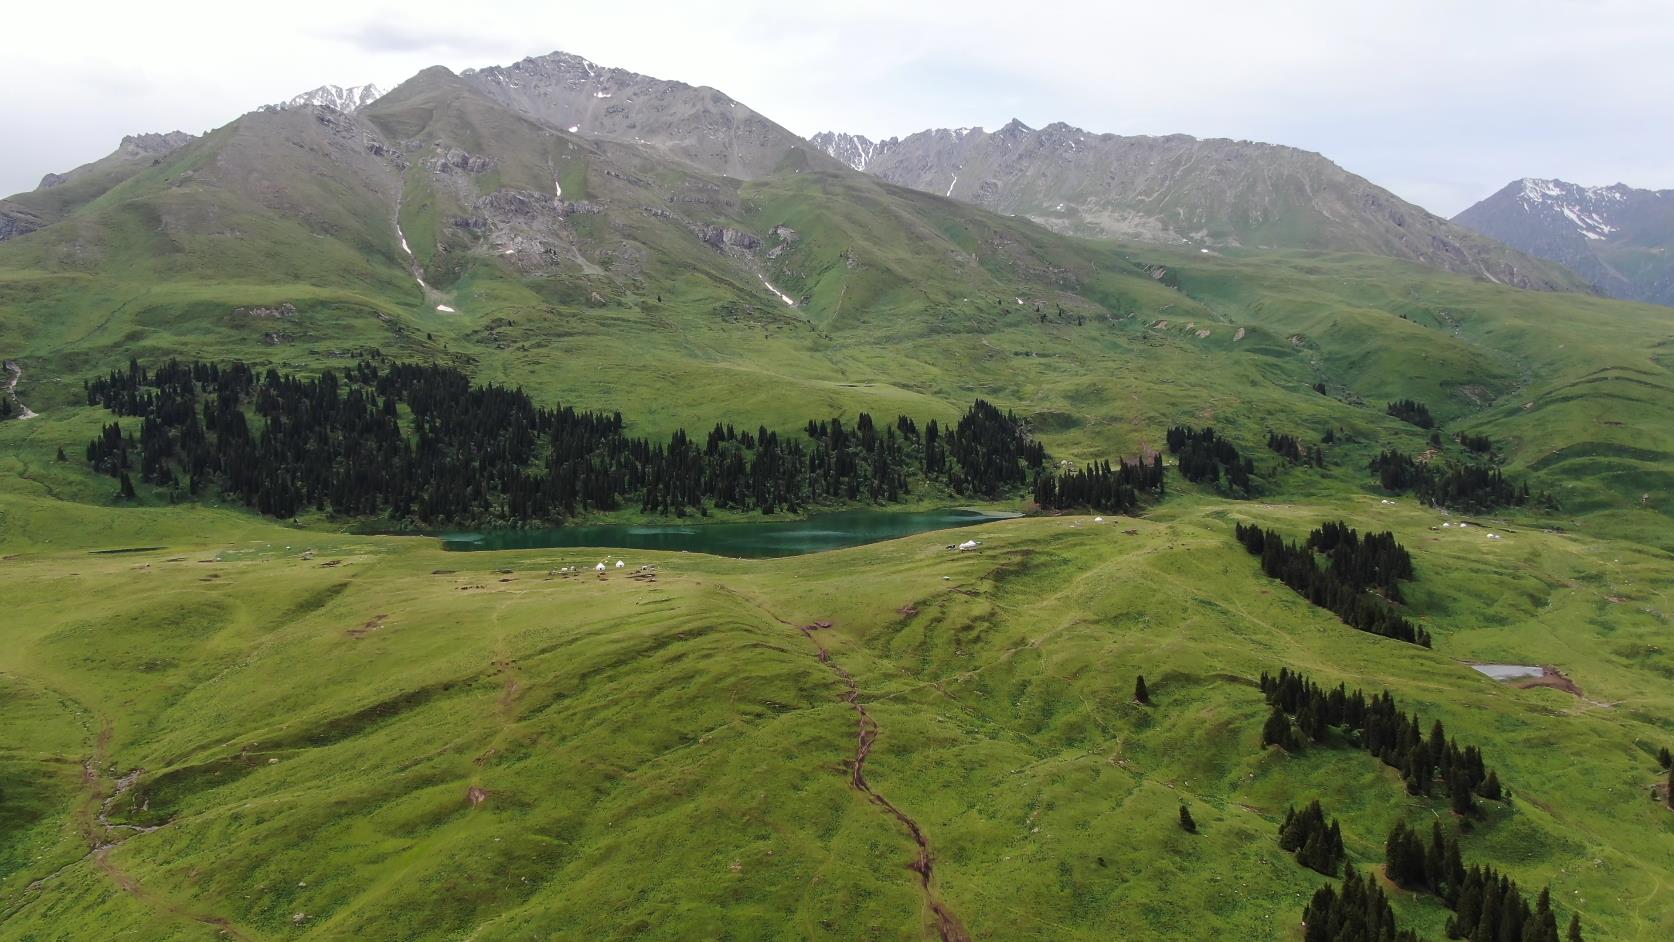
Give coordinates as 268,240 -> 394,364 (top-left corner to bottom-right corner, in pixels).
1512,666 -> 1584,698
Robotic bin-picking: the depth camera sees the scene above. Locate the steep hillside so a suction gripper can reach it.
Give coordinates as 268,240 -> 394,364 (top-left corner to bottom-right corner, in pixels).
811,121 -> 1583,292
1455,178 -> 1674,305
0,132 -> 194,242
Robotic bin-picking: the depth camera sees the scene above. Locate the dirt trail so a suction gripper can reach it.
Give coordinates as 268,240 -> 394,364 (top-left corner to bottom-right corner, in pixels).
795,621 -> 971,942
4,360 -> 39,420
25,713 -> 263,941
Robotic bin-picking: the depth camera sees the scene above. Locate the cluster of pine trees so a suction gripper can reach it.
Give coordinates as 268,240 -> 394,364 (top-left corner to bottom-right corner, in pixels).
84,359 -> 1050,525
1300,867 -> 1420,942
1385,820 -> 1583,942
1260,669 -> 1504,810
1267,431 -> 1326,467
1369,450 -> 1532,511
1386,399 -> 1436,428
1278,800 -> 1345,874
1235,521 -> 1430,646
1166,425 -> 1253,495
1456,431 -> 1494,454
1031,455 -> 1164,513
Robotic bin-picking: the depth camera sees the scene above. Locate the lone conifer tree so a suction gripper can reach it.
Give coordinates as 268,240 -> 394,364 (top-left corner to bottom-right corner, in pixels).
1134,674 -> 1150,705
1178,804 -> 1197,833
118,471 -> 137,501
1659,745 -> 1672,770
1568,913 -> 1584,942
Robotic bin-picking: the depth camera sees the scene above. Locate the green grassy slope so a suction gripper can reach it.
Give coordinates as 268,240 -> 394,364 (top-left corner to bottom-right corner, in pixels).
0,489 -> 1669,940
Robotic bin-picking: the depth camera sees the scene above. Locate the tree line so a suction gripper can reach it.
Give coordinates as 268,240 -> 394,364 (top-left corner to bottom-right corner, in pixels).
1385,819 -> 1583,941
1031,455 -> 1164,514
1260,669 -> 1504,811
1167,425 -> 1253,495
83,359 -> 1052,525
1369,450 -> 1532,512
1235,521 -> 1431,646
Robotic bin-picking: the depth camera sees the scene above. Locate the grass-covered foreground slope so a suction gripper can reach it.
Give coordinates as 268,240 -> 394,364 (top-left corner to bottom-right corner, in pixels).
1,480 -> 1671,939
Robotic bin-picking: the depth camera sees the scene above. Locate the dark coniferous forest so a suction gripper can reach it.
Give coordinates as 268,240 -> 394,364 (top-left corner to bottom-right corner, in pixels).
1384,819 -> 1581,942
1166,425 -> 1254,495
1235,521 -> 1430,646
1259,668 -> 1504,806
83,359 -> 1058,525
1300,868 -> 1420,942
1369,449 -> 1532,511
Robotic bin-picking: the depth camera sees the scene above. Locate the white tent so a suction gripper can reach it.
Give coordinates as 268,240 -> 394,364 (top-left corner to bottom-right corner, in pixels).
957,540 -> 980,551
595,562 -> 607,572
615,560 -> 625,568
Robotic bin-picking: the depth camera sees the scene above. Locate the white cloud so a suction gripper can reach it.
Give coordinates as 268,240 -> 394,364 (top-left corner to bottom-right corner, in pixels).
2,0 -> 1671,215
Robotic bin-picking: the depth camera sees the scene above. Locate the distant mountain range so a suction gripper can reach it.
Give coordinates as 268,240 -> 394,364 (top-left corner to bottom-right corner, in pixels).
809,122 -> 1579,292
1454,179 -> 1674,305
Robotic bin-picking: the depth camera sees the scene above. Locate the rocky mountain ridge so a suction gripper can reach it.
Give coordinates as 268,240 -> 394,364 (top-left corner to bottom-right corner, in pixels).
810,120 -> 1580,292
1454,178 -> 1674,305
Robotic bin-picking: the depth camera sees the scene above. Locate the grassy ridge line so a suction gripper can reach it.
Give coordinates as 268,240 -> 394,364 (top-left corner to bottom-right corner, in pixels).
1,495 -> 1668,939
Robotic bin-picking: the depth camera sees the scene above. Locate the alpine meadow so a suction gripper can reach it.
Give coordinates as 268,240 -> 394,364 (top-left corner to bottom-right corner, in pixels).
1,15 -> 1672,942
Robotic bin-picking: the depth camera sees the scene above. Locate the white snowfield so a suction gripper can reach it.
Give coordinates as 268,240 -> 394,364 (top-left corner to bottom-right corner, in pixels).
759,276 -> 795,307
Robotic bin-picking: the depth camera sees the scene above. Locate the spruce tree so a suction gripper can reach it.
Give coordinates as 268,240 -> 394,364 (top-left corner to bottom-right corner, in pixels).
1658,745 -> 1672,770
1262,706 -> 1297,752
1178,804 -> 1197,833
1134,674 -> 1150,705
56,445 -> 67,461
118,471 -> 137,501
1568,913 -> 1584,942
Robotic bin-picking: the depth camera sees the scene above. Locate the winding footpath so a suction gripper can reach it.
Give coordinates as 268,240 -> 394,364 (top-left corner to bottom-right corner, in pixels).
795,621 -> 971,942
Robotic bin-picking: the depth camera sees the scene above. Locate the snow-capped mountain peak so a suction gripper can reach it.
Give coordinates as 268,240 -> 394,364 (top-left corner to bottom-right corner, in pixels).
269,83 -> 385,114
1456,176 -> 1674,305
1511,178 -> 1626,240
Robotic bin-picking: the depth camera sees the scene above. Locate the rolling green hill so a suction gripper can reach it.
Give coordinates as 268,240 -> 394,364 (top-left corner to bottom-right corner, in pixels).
2,50 -> 1672,942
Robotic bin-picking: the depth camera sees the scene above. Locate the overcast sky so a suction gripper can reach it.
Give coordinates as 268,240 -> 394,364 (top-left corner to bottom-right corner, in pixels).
4,0 -> 1670,216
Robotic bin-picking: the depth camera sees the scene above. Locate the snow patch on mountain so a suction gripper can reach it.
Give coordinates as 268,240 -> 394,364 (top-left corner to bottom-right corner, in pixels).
1515,178 -> 1626,240
269,83 -> 385,114
808,131 -> 893,172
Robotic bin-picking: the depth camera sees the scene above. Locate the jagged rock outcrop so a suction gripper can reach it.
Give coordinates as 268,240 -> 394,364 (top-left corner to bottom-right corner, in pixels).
692,225 -> 760,252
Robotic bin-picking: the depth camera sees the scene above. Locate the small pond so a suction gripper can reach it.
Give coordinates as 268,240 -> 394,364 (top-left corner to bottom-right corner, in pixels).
1471,664 -> 1545,681
441,508 -> 1020,558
